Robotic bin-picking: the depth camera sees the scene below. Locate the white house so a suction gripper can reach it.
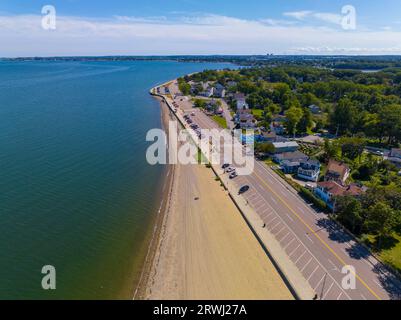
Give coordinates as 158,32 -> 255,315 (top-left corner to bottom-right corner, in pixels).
314,181 -> 365,211
297,159 -> 321,182
272,141 -> 299,153
234,93 -> 248,110
214,83 -> 226,98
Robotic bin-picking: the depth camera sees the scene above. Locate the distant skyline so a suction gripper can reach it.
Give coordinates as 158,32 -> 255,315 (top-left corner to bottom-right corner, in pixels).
1,0 -> 401,57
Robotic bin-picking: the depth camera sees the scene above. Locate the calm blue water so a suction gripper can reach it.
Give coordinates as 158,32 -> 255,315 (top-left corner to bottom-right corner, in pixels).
0,60 -> 234,299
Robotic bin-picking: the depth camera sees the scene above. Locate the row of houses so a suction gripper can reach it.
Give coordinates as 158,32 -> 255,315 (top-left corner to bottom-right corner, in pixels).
268,141 -> 365,210
270,141 -> 321,182
189,81 -> 227,98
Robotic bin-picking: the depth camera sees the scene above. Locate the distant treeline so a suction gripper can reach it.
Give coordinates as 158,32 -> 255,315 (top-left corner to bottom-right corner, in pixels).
4,55 -> 401,69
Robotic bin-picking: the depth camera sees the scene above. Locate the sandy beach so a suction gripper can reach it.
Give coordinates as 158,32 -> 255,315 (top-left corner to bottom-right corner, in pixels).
142,99 -> 293,300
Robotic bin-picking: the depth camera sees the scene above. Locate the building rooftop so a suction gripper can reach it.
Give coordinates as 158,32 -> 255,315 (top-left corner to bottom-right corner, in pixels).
273,141 -> 299,149
274,151 -> 308,162
317,181 -> 365,197
326,160 -> 350,178
390,148 -> 401,158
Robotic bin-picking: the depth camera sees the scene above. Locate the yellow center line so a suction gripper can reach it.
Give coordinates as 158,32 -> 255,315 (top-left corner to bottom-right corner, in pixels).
252,170 -> 382,300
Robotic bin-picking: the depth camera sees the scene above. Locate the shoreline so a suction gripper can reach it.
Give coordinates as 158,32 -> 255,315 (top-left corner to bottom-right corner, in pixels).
132,96 -> 176,300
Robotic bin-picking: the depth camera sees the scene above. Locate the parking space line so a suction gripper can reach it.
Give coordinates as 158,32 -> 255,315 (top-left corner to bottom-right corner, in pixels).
268,216 -> 278,225
270,221 -> 282,231
285,239 -> 297,251
287,242 -> 300,255
322,282 -> 335,300
307,265 -> 320,281
305,233 -> 314,243
300,257 -> 313,272
294,250 -> 307,264
314,274 -> 326,291
275,226 -> 286,237
279,232 -> 290,243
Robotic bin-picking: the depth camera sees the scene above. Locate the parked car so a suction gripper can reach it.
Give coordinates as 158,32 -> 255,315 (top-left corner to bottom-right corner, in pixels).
238,185 -> 250,195
226,167 -> 235,173
222,163 -> 230,169
305,183 -> 314,191
229,172 -> 238,179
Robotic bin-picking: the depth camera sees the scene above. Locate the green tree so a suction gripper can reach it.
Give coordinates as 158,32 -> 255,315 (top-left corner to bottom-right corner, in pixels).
378,104 -> 401,144
178,81 -> 191,95
330,98 -> 357,135
285,106 -> 304,137
297,108 -> 313,134
340,137 -> 366,162
336,196 -> 363,234
364,202 -> 398,249
322,139 -> 340,162
255,142 -> 275,154
193,99 -> 206,109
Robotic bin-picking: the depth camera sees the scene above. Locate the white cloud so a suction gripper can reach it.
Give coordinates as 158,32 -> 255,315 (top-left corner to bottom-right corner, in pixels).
283,11 -> 312,21
284,10 -> 342,26
0,13 -> 400,56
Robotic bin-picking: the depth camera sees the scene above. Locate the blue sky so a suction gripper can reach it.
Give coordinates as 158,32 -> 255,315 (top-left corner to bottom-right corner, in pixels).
1,0 -> 401,56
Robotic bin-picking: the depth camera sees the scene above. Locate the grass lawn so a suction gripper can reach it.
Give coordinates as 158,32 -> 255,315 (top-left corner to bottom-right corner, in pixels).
366,234 -> 401,273
251,109 -> 263,119
211,115 -> 228,129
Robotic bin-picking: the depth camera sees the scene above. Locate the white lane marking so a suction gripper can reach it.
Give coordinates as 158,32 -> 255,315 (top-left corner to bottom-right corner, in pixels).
261,207 -> 272,214
361,294 -> 367,300
270,197 -> 278,205
363,258 -> 373,267
275,226 -> 287,237
279,232 -> 290,243
314,274 -> 326,291
301,257 -> 313,272
336,292 -> 343,300
305,233 -> 314,243
279,189 -> 287,197
286,213 -> 294,222
270,221 -> 282,232
307,265 -> 320,281
322,281 -> 335,300
327,259 -> 339,272
374,280 -> 383,288
295,251 -> 307,264
264,211 -> 274,220
285,239 -> 297,251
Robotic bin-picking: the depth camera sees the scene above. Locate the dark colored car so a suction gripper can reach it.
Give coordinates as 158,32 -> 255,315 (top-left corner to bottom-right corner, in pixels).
238,185 -> 250,195
222,163 -> 230,169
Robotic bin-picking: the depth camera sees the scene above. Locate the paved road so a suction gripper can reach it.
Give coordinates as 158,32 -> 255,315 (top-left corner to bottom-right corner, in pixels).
165,82 -> 401,300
